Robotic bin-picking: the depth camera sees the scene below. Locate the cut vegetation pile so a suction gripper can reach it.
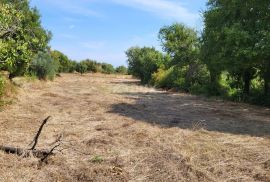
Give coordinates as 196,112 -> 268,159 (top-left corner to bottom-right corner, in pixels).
0,73 -> 269,181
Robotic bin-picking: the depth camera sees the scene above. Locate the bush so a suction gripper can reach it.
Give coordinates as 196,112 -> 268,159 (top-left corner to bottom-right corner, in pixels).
116,66 -> 128,74
29,52 -> 59,80
76,62 -> 88,74
68,61 -> 78,73
101,63 -> 115,74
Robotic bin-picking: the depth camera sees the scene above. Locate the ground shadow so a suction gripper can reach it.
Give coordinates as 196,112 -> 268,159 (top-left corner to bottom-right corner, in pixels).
109,91 -> 270,138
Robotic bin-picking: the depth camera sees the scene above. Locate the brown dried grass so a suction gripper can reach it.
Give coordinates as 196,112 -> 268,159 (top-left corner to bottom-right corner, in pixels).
0,73 -> 269,182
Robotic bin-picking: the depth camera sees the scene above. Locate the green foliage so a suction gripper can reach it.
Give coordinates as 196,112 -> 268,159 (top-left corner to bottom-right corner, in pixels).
101,63 -> 115,74
127,17 -> 269,106
78,60 -> 116,74
155,23 -> 209,92
159,23 -> 199,67
151,67 -> 178,89
126,47 -> 165,84
201,0 -> 270,97
90,155 -> 103,163
76,62 -> 88,74
50,50 -> 72,73
152,65 -> 209,92
0,1 -> 51,78
29,52 -> 58,80
68,61 -> 78,73
115,66 -> 128,74
81,59 -> 100,73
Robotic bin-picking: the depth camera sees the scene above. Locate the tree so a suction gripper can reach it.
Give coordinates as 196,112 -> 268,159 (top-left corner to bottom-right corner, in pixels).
158,23 -> 205,90
158,23 -> 199,67
0,0 -> 51,78
50,50 -> 71,73
253,0 -> 270,96
126,47 -> 164,84
201,0 -> 270,96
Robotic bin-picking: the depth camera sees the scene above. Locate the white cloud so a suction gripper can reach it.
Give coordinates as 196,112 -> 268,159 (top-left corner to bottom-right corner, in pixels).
111,0 -> 200,26
39,0 -> 102,17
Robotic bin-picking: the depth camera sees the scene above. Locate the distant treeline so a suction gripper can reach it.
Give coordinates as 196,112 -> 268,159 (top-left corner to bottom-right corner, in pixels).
126,1 -> 270,106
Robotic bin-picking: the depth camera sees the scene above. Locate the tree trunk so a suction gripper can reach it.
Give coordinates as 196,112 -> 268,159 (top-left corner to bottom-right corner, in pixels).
263,63 -> 270,96
243,71 -> 252,96
210,71 -> 217,84
264,77 -> 269,96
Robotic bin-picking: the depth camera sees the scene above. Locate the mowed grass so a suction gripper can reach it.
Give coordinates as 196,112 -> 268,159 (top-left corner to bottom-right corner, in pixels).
0,73 -> 269,182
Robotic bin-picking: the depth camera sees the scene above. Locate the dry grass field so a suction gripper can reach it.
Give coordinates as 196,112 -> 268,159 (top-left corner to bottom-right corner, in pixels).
0,73 -> 270,182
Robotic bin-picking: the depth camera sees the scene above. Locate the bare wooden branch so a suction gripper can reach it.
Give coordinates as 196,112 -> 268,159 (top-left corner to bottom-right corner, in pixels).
0,145 -> 50,158
41,143 -> 61,162
0,116 -> 63,162
29,116 -> 51,150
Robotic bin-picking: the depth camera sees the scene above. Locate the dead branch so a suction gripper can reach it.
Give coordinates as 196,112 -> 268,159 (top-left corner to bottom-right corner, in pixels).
29,116 -> 51,150
0,116 -> 63,162
0,145 -> 49,158
41,143 -> 61,162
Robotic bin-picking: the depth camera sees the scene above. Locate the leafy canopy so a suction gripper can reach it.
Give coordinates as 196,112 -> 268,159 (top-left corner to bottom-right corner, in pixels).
0,0 -> 51,77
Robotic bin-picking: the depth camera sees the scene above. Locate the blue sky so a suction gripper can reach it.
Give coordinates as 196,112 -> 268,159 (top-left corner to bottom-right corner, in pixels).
30,0 -> 207,67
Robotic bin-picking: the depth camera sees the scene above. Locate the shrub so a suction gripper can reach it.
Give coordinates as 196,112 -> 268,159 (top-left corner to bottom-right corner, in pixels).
152,63 -> 210,93
101,63 -> 115,74
68,61 -> 78,73
76,62 -> 88,74
29,52 -> 59,80
116,66 -> 128,74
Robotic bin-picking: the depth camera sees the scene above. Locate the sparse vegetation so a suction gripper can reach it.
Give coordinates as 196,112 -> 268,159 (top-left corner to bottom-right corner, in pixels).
90,155 -> 104,163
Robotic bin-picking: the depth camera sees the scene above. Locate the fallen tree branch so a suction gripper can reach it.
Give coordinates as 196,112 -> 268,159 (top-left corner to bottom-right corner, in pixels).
0,145 -> 50,158
29,116 -> 51,150
0,116 -> 63,162
41,143 -> 61,162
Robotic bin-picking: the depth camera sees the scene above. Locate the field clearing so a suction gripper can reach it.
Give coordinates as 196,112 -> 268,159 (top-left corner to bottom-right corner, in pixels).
0,73 -> 270,182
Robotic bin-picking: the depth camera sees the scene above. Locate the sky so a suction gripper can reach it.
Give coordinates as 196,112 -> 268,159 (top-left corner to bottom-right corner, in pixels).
30,0 -> 207,67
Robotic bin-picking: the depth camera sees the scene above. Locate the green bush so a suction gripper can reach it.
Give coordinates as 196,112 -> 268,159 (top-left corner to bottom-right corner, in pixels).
152,65 -> 209,93
116,66 -> 128,74
29,52 -> 59,80
152,67 -> 185,90
76,62 -> 88,74
101,63 -> 115,74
